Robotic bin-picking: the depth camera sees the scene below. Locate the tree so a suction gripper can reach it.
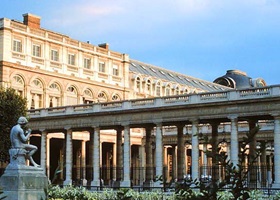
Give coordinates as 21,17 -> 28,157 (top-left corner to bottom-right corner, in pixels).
0,88 -> 27,162
175,125 -> 263,200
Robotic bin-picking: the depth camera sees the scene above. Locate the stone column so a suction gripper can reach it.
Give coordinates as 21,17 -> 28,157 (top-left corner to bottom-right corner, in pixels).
248,120 -> 257,187
88,129 -> 94,182
268,153 -> 272,185
172,145 -> 177,181
211,122 -> 219,182
144,126 -> 154,186
64,127 -> 73,185
120,124 -> 131,187
139,144 -> 145,186
91,127 -> 101,188
229,115 -> 239,167
154,123 -> 163,187
40,129 -> 47,175
202,144 -> 208,177
260,144 -> 267,187
163,146 -> 168,181
46,136 -> 50,178
273,116 -> 280,188
177,124 -> 186,182
81,140 -> 87,186
116,127 -> 123,182
191,119 -> 199,181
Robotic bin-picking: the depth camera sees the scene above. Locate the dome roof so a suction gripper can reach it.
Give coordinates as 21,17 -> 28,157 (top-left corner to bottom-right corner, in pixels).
213,70 -> 266,89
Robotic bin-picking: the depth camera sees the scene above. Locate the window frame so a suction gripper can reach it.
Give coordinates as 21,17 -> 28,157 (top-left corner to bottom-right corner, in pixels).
99,61 -> 106,73
112,64 -> 119,76
68,53 -> 76,66
13,39 -> 22,53
83,58 -> 91,69
32,44 -> 41,57
50,49 -> 59,62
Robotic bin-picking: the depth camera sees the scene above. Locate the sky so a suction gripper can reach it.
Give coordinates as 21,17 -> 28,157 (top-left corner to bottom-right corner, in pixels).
1,0 -> 280,85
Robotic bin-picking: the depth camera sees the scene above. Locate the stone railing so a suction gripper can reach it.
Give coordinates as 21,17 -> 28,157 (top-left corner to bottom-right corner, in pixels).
28,85 -> 280,118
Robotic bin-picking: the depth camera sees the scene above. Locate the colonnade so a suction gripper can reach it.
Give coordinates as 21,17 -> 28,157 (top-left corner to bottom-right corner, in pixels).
37,115 -> 280,188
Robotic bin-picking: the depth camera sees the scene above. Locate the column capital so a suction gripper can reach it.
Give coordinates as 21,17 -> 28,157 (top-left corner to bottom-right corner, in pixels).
121,122 -> 130,128
228,114 -> 238,120
64,125 -> 72,130
39,128 -> 46,132
153,119 -> 162,125
190,118 -> 199,124
93,126 -> 100,132
115,125 -> 124,132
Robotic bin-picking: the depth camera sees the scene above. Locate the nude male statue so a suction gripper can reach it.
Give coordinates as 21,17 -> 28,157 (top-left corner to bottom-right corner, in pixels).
10,116 -> 39,167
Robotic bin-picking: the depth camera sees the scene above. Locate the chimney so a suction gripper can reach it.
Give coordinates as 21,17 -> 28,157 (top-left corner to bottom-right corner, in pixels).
23,13 -> 41,28
98,43 -> 109,50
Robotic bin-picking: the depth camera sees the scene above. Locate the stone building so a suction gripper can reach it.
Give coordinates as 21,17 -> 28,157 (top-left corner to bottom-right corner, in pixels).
0,13 -> 272,188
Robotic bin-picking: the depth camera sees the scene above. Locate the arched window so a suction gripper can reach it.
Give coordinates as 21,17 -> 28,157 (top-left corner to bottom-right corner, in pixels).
83,88 -> 94,104
12,75 -> 25,97
136,77 -> 141,92
166,84 -> 171,96
156,82 -> 161,96
49,82 -> 61,107
98,92 -> 108,102
66,85 -> 78,105
30,78 -> 44,109
182,88 -> 188,94
112,94 -> 121,101
146,79 -> 151,94
175,86 -> 180,95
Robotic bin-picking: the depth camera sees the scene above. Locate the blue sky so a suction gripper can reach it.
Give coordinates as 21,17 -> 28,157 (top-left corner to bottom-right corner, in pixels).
2,0 -> 280,85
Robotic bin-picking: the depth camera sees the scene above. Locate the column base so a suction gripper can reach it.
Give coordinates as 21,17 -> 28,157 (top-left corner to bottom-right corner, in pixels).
63,179 -> 72,186
81,179 -> 87,186
91,179 -> 101,190
153,181 -> 163,188
143,180 -> 154,189
112,180 -> 121,189
120,180 -> 131,188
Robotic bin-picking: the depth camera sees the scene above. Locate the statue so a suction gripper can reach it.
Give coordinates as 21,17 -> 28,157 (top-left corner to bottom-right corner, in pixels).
0,116 -> 48,200
10,116 -> 39,167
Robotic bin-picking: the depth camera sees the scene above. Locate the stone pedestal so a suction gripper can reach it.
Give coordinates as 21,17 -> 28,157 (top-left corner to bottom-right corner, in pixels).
0,149 -> 48,200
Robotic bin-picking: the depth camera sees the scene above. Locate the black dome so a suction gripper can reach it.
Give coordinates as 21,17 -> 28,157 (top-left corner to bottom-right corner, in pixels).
213,70 -> 266,89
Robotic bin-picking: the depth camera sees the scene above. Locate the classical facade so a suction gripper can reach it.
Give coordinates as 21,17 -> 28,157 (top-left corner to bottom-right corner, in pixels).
0,13 -> 273,188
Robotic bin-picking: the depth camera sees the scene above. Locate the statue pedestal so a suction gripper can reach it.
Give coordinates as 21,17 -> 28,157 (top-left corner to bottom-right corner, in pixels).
0,157 -> 48,200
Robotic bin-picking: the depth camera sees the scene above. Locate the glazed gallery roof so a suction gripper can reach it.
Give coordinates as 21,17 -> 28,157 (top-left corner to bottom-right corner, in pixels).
129,59 -> 231,92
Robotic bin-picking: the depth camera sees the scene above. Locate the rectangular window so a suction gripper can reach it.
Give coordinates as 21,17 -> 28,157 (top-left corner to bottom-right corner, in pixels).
113,64 -> 119,76
99,62 -> 105,73
13,39 -> 22,52
32,44 -> 41,57
68,54 -> 75,65
51,49 -> 59,61
83,58 -> 91,69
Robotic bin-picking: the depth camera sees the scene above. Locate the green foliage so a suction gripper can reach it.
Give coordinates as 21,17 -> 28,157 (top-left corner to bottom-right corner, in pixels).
48,185 -> 96,200
47,185 -> 173,200
117,188 -> 133,200
0,87 -> 27,162
175,125 -> 264,200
